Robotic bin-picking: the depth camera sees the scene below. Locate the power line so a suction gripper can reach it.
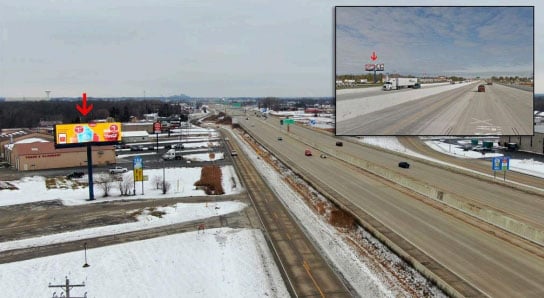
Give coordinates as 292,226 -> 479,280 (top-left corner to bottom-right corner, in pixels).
48,276 -> 87,298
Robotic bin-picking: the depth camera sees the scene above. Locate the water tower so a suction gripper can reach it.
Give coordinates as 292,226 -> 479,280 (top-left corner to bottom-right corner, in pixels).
44,90 -> 52,100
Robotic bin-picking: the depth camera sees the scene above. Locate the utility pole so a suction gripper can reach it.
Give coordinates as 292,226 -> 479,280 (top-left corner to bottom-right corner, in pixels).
49,276 -> 87,298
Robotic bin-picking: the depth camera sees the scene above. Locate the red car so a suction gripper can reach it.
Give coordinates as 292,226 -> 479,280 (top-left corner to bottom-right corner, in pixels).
478,84 -> 486,92
304,149 -> 312,156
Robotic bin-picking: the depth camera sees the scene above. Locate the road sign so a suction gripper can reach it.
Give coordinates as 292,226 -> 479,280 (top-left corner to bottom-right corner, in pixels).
134,156 -> 144,181
153,122 -> 161,134
365,64 -> 375,71
492,156 -> 509,171
376,63 -> 384,71
134,168 -> 144,181
309,119 -> 316,126
284,119 -> 295,125
133,156 -> 143,169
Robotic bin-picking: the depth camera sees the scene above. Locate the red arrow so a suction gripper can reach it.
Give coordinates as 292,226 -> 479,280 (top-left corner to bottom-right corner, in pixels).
76,92 -> 93,116
370,51 -> 378,61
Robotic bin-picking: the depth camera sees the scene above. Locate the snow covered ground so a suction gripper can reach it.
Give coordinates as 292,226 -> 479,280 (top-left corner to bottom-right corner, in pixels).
0,228 -> 288,297
0,166 -> 242,206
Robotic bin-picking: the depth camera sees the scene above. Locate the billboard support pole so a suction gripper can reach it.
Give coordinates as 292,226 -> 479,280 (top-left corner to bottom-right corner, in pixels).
87,144 -> 94,201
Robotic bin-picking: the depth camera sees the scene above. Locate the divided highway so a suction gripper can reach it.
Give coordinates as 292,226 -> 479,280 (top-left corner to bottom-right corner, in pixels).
336,82 -> 533,135
236,114 -> 544,297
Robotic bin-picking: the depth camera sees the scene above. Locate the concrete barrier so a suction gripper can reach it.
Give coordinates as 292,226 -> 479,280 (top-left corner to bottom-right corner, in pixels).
295,134 -> 544,247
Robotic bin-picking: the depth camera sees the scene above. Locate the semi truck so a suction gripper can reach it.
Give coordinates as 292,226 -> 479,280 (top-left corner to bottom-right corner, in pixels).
162,149 -> 184,160
383,78 -> 421,91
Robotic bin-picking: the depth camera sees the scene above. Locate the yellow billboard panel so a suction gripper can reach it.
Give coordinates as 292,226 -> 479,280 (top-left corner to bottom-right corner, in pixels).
55,122 -> 122,146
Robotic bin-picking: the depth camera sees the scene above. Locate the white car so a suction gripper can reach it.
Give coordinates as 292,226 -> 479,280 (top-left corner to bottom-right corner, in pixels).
109,166 -> 128,174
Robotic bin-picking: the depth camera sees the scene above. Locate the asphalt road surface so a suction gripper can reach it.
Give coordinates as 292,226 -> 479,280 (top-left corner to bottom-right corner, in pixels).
336,82 -> 533,135
236,115 -> 544,297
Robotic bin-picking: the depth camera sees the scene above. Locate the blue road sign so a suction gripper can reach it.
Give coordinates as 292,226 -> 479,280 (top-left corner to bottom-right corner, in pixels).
133,156 -> 143,169
492,156 -> 509,171
310,119 -> 316,126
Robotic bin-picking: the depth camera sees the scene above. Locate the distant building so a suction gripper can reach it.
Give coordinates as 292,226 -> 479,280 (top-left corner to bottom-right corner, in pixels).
6,141 -> 115,171
121,131 -> 150,143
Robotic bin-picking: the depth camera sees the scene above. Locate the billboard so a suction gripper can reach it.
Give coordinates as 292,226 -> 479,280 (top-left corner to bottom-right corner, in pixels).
365,64 -> 375,71
54,122 -> 122,148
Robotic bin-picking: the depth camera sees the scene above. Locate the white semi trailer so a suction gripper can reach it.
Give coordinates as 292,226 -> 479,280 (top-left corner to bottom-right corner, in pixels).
383,78 -> 420,91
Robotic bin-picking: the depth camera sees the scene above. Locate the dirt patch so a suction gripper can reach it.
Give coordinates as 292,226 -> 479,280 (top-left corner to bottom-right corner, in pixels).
194,165 -> 224,195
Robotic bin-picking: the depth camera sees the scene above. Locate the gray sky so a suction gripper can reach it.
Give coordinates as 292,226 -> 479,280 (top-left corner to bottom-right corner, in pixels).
0,0 -> 541,97
336,6 -> 534,79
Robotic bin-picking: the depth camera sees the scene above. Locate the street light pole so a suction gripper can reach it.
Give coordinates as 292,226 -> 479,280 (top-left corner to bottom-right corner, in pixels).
83,242 -> 90,268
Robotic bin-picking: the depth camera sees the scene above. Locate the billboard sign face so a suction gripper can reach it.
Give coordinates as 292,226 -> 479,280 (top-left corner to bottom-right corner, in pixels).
54,122 -> 122,148
365,64 -> 375,71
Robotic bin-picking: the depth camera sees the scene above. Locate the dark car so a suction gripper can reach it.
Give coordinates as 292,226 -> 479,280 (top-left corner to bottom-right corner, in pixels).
66,171 -> 84,179
478,84 -> 485,92
335,141 -> 343,147
130,145 -> 144,151
398,162 -> 410,169
277,136 -> 283,141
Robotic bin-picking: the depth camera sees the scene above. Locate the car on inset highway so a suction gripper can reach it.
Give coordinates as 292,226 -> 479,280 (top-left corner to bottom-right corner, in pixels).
478,84 -> 486,92
231,150 -> 238,156
277,136 -> 283,141
109,166 -> 128,174
335,141 -> 343,147
304,149 -> 312,156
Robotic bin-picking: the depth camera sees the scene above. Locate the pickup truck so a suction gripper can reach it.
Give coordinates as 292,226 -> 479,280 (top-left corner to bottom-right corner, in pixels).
109,166 -> 128,174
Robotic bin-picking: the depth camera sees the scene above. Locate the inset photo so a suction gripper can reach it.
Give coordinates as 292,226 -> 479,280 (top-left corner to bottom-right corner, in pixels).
335,6 -> 534,136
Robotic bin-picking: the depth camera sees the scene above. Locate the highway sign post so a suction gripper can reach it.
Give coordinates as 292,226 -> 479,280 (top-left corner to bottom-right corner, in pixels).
492,156 -> 509,181
133,156 -> 144,195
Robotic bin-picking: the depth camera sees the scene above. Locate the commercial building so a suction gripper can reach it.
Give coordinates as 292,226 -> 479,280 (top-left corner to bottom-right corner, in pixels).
6,141 -> 115,171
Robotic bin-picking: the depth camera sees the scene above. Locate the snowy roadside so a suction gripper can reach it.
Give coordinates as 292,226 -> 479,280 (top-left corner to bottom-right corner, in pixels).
229,128 -> 444,297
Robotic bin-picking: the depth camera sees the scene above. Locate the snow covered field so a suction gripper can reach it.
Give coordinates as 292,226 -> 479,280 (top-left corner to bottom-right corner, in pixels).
0,166 -> 242,206
0,228 -> 288,298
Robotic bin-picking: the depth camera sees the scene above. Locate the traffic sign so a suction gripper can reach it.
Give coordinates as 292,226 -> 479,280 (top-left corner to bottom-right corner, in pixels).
283,119 -> 295,125
133,156 -> 143,169
153,122 -> 162,134
492,156 -> 509,171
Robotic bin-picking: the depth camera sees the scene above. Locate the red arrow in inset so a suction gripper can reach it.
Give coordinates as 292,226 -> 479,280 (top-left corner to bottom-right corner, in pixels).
370,51 -> 378,61
76,92 -> 93,116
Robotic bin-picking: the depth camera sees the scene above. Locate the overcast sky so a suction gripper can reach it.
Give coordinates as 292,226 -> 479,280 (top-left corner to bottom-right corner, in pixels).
0,0 -> 541,98
336,6 -> 534,79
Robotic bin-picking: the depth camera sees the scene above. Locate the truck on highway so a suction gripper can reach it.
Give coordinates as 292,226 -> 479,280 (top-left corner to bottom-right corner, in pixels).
383,78 -> 421,91
162,149 -> 184,160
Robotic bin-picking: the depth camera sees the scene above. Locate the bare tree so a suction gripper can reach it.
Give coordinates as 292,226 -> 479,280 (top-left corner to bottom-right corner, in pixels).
118,173 -> 134,196
153,175 -> 162,189
94,173 -> 116,197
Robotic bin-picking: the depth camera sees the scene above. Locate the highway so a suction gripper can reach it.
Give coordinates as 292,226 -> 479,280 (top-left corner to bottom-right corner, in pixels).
336,82 -> 533,135
235,114 -> 544,297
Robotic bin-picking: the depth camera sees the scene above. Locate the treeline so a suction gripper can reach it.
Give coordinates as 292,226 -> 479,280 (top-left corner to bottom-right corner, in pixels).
0,99 -> 191,129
